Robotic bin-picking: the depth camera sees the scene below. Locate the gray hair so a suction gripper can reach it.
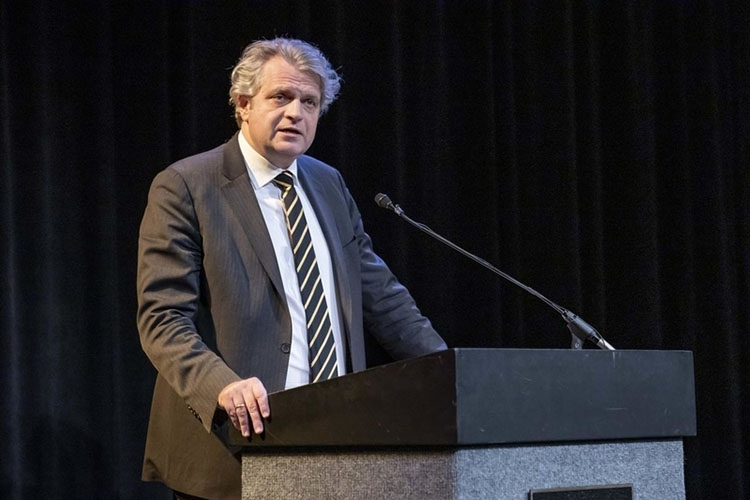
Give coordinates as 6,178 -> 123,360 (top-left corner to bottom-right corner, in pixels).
228,38 -> 342,126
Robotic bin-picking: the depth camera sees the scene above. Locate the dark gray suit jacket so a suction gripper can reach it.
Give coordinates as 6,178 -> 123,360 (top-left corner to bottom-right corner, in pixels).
136,133 -> 446,499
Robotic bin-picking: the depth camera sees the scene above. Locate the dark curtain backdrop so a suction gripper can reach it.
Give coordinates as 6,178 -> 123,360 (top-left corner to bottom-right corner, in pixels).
2,1 -> 748,498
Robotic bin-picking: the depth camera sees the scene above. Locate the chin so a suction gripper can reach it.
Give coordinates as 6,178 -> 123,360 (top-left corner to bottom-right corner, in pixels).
277,146 -> 307,159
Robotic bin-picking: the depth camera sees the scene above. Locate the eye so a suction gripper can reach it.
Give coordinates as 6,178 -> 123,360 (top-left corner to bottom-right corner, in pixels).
270,93 -> 289,104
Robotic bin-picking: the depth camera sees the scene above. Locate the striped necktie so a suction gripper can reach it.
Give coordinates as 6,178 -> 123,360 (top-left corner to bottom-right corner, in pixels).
272,172 -> 339,383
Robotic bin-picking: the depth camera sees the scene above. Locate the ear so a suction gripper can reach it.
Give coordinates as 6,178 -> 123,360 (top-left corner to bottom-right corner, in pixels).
237,95 -> 251,118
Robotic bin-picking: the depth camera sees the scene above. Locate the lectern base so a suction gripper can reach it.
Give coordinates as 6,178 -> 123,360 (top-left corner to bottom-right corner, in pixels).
241,439 -> 685,499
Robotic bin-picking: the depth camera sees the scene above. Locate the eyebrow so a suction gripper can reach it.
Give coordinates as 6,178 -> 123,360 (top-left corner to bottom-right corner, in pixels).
265,86 -> 320,100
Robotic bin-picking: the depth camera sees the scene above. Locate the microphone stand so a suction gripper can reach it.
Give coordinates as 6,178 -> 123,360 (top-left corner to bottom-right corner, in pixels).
374,193 -> 615,351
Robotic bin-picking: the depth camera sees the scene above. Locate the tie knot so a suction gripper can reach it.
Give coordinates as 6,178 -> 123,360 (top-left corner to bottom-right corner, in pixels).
272,171 -> 295,192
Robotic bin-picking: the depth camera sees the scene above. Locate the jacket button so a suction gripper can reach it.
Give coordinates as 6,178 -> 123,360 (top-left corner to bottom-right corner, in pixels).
280,343 -> 291,353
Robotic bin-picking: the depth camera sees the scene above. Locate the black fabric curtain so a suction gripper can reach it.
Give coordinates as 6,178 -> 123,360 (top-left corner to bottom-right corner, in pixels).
2,1 -> 748,498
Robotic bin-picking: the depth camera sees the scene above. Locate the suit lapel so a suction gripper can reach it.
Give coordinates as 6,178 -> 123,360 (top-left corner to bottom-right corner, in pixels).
219,140 -> 353,353
297,159 -> 354,338
220,133 -> 286,300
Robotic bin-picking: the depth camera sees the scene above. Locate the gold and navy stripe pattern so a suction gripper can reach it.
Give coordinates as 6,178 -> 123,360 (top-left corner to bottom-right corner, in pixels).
272,172 -> 338,383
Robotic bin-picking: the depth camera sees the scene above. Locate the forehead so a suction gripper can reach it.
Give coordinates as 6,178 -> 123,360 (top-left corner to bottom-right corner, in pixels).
258,56 -> 322,96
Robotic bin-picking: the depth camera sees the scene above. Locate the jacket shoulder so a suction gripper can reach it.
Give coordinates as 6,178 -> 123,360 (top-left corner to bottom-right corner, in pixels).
297,155 -> 347,194
166,142 -> 227,178
298,154 -> 341,176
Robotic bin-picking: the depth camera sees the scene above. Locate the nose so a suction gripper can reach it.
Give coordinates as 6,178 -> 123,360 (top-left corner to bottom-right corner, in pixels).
284,99 -> 303,121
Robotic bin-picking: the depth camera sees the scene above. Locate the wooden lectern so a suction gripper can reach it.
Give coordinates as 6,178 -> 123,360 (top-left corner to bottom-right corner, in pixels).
227,348 -> 696,499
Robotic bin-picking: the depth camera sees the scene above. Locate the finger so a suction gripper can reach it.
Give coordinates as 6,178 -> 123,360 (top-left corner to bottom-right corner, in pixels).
252,381 -> 270,418
242,393 -> 264,434
226,404 -> 240,430
218,385 -> 238,417
248,402 -> 264,434
232,396 -> 251,437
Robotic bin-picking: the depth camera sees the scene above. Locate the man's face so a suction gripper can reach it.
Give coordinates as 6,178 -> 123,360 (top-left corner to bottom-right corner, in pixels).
238,56 -> 322,168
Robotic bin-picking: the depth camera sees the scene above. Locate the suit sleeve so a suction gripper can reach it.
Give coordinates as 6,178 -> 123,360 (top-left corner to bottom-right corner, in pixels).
137,168 -> 240,433
338,176 -> 448,359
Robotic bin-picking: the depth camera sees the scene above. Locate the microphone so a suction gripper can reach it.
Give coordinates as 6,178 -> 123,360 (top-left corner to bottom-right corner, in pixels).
374,193 -> 403,216
374,193 -> 615,351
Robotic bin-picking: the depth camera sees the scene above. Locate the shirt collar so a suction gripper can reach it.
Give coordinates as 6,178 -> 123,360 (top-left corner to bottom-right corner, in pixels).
237,131 -> 298,190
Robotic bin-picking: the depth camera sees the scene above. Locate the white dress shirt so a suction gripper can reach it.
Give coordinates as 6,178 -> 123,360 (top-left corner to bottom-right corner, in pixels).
238,133 -> 346,389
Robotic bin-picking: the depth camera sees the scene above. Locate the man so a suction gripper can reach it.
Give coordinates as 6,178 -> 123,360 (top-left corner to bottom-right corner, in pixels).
137,38 -> 446,499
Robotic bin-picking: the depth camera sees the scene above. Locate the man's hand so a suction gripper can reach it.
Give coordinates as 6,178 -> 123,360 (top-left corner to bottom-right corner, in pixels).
217,377 -> 270,437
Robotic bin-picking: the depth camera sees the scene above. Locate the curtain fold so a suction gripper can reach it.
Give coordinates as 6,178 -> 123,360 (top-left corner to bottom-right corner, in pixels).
2,1 -> 747,498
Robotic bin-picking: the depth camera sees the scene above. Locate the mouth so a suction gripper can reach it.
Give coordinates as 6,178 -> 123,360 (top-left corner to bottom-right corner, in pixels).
278,128 -> 302,136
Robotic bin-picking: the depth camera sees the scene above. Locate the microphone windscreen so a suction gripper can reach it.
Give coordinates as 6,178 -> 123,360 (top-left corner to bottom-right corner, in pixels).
374,193 -> 392,209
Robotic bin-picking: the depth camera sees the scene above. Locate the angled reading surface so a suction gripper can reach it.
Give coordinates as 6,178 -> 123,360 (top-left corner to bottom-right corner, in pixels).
226,348 -> 696,448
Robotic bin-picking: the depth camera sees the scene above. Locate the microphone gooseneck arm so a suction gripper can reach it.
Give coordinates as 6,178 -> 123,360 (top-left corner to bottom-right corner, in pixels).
374,193 -> 615,351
